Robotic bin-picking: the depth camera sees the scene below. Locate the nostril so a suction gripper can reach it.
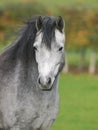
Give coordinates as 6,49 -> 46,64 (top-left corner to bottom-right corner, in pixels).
47,77 -> 51,85
38,76 -> 51,87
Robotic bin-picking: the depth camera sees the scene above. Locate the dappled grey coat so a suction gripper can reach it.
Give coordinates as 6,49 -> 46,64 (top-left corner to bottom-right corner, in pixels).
0,16 -> 65,130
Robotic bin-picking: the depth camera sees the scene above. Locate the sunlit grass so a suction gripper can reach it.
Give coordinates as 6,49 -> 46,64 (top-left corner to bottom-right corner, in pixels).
52,74 -> 98,130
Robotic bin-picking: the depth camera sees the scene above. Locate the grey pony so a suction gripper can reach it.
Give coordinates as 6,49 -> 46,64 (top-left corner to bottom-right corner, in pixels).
0,16 -> 65,130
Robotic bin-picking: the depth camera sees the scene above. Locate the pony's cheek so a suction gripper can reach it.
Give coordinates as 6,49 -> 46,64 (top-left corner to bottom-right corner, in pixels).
54,64 -> 60,76
35,52 -> 39,64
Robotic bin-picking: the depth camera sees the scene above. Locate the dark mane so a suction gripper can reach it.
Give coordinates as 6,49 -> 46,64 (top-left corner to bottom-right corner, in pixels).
0,16 -> 57,64
42,16 -> 56,48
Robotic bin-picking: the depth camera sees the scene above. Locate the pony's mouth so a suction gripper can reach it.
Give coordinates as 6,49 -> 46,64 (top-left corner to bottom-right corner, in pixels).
40,86 -> 52,91
38,84 -> 53,91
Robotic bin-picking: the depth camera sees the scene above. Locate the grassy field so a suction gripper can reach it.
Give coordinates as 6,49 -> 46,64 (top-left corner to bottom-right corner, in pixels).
52,74 -> 98,130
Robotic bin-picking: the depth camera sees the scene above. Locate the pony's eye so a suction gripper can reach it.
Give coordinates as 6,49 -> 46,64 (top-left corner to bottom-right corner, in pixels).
33,46 -> 37,51
58,47 -> 63,51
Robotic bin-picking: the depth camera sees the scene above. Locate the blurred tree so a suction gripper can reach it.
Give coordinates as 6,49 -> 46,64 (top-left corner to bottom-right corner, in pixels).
88,10 -> 98,74
59,4 -> 89,71
0,1 -> 47,44
0,8 -> 5,41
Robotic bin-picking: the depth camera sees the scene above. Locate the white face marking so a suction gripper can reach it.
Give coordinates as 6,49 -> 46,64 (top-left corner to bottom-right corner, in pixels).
55,29 -> 65,46
34,29 -> 65,89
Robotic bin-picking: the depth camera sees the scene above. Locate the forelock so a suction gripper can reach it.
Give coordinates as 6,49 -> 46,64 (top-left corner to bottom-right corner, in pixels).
42,16 -> 56,49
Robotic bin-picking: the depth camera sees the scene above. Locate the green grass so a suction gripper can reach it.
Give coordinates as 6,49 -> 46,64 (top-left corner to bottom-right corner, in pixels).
52,74 -> 98,130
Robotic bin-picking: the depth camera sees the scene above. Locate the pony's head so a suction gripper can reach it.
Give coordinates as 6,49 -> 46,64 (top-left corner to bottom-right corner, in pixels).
33,16 -> 65,90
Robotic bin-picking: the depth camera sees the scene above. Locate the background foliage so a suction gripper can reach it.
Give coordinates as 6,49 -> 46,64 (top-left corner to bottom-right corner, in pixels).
0,0 -> 98,74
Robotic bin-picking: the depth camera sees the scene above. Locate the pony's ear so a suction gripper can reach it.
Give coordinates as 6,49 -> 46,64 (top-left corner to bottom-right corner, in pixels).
36,16 -> 43,31
56,16 -> 64,32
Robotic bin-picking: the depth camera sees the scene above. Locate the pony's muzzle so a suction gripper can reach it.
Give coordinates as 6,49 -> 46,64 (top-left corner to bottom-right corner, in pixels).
38,76 -> 52,90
